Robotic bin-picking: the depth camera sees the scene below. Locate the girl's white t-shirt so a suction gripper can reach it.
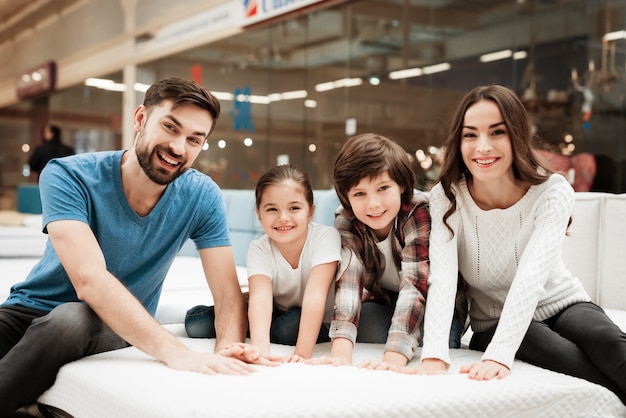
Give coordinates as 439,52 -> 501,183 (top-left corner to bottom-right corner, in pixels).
246,222 -> 342,323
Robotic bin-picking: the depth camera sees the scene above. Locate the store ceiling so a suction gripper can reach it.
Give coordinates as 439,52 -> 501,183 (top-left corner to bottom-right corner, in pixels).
0,0 -> 85,44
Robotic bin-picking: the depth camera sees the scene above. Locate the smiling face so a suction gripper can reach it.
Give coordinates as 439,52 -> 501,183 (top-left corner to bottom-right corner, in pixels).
134,100 -> 212,185
256,180 -> 314,251
460,99 -> 515,185
347,171 -> 404,241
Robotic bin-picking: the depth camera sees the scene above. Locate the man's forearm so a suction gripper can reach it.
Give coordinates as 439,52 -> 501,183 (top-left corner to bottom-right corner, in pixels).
213,293 -> 247,350
80,272 -> 191,365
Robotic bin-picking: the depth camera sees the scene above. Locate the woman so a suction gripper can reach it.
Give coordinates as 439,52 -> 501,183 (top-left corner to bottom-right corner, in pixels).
412,84 -> 626,405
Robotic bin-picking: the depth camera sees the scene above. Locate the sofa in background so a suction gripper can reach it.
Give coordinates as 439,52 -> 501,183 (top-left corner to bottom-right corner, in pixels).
195,188 -> 626,313
178,188 -> 340,266
562,192 -> 626,311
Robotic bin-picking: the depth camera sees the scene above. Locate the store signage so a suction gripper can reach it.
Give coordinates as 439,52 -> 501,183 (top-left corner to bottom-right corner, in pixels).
16,61 -> 56,99
242,0 -> 326,26
135,2 -> 237,54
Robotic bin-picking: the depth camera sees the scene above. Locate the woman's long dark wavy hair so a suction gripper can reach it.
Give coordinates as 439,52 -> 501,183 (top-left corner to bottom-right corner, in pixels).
439,85 -> 552,235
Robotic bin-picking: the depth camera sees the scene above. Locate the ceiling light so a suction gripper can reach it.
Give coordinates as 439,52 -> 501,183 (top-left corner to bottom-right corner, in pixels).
604,30 -> 626,41
315,81 -> 335,92
389,67 -> 422,80
280,90 -> 307,100
368,75 -> 380,86
213,91 -> 235,100
480,49 -> 512,62
314,77 -> 362,92
422,63 -> 451,74
334,77 -> 363,88
235,94 -> 270,104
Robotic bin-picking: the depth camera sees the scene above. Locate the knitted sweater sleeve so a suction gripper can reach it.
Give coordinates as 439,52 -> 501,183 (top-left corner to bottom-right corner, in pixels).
481,178 -> 574,368
420,183 -> 460,365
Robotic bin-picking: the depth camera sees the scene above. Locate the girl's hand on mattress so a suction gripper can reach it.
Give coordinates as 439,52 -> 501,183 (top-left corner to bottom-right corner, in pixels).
219,342 -> 282,367
256,347 -> 288,364
460,360 -> 510,380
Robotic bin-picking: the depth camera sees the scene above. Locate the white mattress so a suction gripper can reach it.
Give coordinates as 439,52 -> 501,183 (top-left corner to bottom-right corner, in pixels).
0,224 -> 47,258
155,256 -> 248,324
0,257 -> 42,302
37,323 -> 626,418
0,255 -> 240,314
0,255 -> 623,417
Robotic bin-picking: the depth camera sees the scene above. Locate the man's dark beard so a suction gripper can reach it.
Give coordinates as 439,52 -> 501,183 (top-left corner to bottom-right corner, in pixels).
135,133 -> 187,185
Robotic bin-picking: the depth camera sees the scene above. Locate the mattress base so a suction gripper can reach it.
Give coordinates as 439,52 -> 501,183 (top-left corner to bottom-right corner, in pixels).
38,324 -> 626,418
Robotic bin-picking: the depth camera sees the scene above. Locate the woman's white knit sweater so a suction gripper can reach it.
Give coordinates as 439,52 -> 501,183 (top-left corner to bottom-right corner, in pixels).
421,174 -> 590,369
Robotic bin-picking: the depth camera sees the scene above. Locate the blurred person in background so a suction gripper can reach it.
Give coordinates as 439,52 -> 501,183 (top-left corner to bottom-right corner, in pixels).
28,124 -> 75,182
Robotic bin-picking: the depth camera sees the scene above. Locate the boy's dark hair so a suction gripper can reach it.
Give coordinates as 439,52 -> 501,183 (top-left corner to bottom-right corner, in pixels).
143,77 -> 221,136
333,133 -> 415,213
255,164 -> 314,210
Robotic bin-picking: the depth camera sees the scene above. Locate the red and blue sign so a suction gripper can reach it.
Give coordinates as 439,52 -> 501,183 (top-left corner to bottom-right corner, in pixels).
241,0 -> 325,26
243,0 -> 258,18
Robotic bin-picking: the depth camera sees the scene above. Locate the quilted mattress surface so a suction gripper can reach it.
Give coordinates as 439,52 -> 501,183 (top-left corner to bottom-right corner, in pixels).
38,324 -> 626,418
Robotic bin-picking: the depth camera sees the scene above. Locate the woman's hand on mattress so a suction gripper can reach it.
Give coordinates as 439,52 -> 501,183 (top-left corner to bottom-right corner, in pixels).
219,342 -> 282,367
460,360 -> 510,380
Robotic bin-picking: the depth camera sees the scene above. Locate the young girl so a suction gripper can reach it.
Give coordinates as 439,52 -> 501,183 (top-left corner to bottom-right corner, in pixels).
185,164 -> 341,362
413,84 -> 626,404
328,133 -> 465,369
246,164 -> 341,361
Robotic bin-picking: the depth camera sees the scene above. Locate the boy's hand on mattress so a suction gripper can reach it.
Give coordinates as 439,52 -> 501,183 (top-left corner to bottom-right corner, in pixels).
286,353 -> 307,363
304,356 -> 351,367
219,342 -> 282,367
460,360 -> 510,380
358,359 -> 395,371
394,358 -> 447,375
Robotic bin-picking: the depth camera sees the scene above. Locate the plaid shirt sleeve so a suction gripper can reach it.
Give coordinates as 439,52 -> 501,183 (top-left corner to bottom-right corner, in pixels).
385,195 -> 430,359
329,209 -> 364,344
329,247 -> 363,343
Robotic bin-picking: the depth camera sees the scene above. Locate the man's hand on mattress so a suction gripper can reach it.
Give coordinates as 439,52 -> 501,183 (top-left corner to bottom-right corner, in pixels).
218,342 -> 282,367
167,350 -> 257,375
460,359 -> 510,380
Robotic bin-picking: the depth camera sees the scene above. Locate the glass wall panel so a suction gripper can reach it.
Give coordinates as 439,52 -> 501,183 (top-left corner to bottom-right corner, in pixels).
151,0 -> 626,192
2,0 -> 624,193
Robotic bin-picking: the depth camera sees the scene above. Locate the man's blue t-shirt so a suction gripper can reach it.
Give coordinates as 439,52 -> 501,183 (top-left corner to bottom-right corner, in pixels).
3,150 -> 230,315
